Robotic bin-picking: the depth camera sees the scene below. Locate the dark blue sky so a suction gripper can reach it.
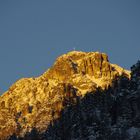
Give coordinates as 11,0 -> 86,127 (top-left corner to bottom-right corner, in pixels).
0,0 -> 140,93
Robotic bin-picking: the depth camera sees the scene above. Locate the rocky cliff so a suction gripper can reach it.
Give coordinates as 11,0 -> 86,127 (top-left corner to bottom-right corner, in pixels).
0,51 -> 131,140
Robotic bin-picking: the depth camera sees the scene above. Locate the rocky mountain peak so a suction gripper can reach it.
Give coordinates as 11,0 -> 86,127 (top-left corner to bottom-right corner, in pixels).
44,51 -> 130,91
0,51 -> 130,139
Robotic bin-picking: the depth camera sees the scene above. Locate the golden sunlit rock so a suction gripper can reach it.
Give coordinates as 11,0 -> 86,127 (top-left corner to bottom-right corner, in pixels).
0,51 -> 130,139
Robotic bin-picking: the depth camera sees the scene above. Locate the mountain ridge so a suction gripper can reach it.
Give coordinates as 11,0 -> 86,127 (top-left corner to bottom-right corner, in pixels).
0,51 -> 131,139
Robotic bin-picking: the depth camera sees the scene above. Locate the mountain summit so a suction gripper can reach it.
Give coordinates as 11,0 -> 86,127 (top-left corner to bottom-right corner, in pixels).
0,51 -> 131,139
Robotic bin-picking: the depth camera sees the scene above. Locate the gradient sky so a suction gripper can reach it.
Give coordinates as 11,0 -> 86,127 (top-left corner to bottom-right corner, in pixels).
0,0 -> 140,93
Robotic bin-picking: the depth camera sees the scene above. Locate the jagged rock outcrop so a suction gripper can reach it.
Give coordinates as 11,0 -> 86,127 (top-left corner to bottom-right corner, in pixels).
0,51 -> 130,140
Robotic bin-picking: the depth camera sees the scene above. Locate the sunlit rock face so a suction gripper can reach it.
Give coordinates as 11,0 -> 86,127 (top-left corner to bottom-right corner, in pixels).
0,51 -> 130,139
44,51 -> 130,92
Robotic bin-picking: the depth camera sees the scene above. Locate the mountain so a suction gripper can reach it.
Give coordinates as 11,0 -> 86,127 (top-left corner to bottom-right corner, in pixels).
0,51 -> 139,140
